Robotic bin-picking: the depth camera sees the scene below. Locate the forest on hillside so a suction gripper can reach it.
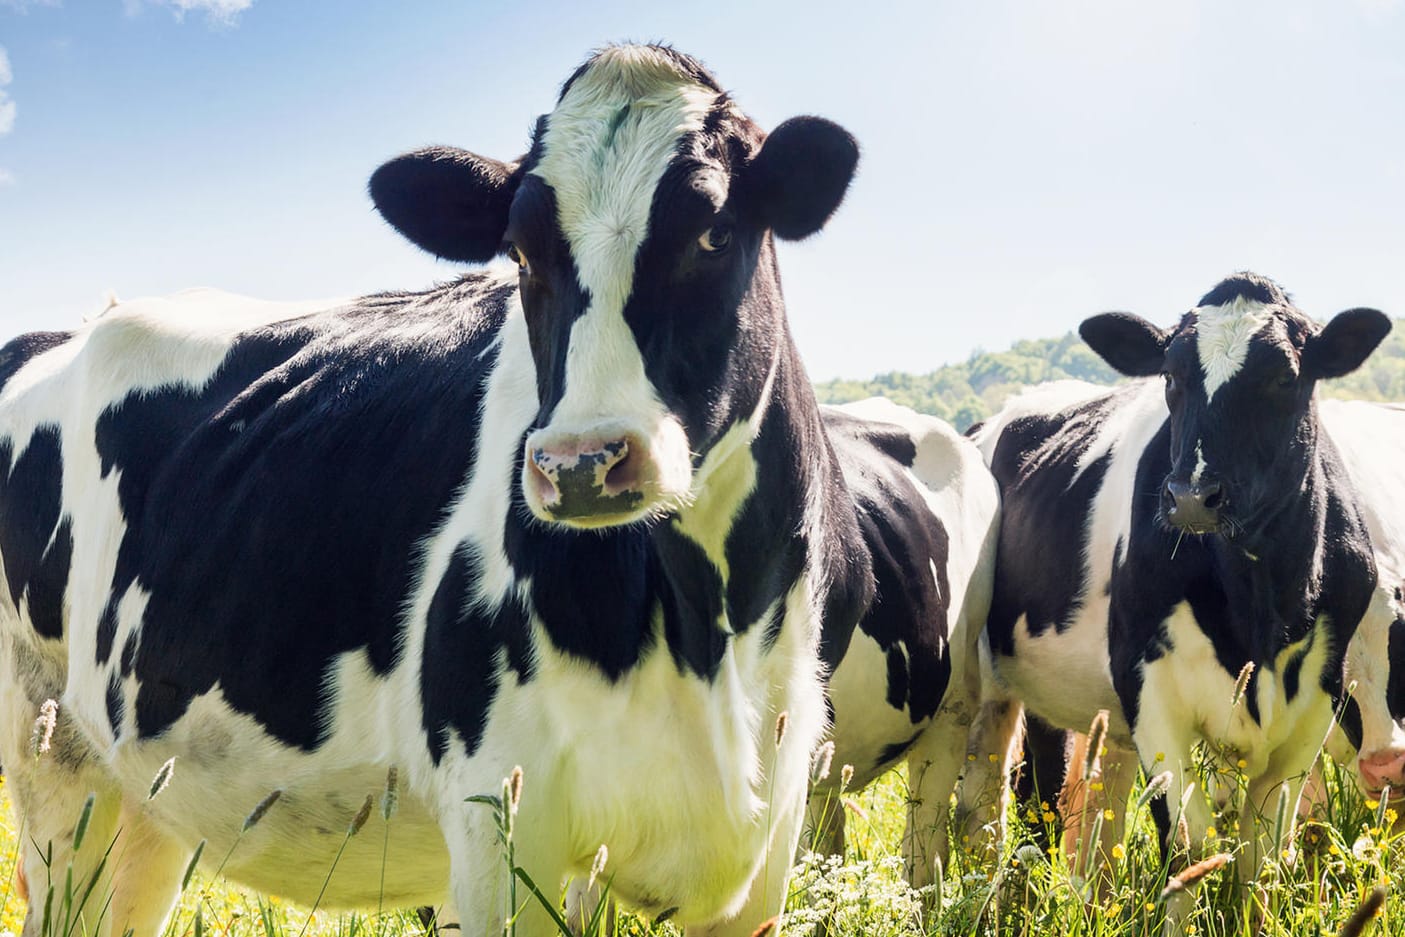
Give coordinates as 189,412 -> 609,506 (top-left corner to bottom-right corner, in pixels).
814,319 -> 1405,432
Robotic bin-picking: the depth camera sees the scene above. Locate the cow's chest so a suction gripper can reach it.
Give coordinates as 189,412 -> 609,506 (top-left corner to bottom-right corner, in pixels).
485,619 -> 821,921
1135,603 -> 1337,786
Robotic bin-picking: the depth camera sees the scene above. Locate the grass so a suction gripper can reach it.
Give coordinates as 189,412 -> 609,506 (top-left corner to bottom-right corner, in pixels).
1,753 -> 1402,937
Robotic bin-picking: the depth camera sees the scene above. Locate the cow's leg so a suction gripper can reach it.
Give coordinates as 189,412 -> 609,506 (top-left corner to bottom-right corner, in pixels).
803,781 -> 846,859
1238,772 -> 1308,882
443,789 -> 571,937
563,876 -> 615,936
13,772 -> 123,937
0,686 -> 125,937
1058,740 -> 1138,883
902,713 -> 972,889
688,791 -> 807,937
953,698 -> 1022,863
105,804 -> 191,937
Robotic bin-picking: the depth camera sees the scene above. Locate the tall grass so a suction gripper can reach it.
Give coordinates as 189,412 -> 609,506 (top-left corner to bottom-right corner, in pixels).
1,755 -> 1401,937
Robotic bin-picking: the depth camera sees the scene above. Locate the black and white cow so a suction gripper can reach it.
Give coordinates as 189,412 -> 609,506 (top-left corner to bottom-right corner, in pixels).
0,45 -> 991,937
807,398 -> 998,882
963,272 -> 1398,888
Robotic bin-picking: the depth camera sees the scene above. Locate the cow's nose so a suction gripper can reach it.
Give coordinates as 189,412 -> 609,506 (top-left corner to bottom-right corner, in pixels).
1163,477 -> 1224,532
1359,749 -> 1405,794
526,434 -> 648,520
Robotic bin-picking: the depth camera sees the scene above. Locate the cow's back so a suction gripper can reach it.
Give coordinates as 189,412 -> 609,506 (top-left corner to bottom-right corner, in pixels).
3,276 -> 515,751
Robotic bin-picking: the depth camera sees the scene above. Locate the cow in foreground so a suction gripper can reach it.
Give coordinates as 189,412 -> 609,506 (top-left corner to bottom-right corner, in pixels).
0,45 -> 985,937
964,273 -> 1396,905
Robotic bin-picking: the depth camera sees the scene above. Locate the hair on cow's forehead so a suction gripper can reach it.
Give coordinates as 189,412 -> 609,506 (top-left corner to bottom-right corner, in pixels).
558,44 -> 725,103
1189,273 -> 1306,400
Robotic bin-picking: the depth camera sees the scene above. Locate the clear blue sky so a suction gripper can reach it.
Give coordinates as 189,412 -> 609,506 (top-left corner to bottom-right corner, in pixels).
1,0 -> 1402,380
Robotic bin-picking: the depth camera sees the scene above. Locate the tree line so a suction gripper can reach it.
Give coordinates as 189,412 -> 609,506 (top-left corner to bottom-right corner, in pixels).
814,320 -> 1405,432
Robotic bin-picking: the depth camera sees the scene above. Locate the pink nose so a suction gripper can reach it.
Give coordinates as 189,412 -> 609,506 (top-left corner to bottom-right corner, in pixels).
525,433 -> 648,519
1359,749 -> 1405,793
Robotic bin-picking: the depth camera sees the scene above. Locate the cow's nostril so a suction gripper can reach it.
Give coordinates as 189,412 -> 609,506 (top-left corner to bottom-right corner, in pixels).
528,449 -> 561,506
1202,485 -> 1224,511
604,442 -> 643,494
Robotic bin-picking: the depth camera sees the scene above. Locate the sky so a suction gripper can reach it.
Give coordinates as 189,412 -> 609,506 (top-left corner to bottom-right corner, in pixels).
0,0 -> 1402,381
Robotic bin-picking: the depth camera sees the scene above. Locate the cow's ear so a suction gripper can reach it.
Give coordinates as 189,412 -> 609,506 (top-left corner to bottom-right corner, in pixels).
369,147 -> 519,263
1079,312 -> 1169,377
748,117 -> 859,241
1304,307 -> 1392,379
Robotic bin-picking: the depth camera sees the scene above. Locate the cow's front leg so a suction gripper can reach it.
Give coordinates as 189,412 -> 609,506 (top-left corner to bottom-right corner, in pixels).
1121,659 -> 1210,935
1238,772 -> 1309,884
1059,739 -> 1139,885
106,802 -> 192,937
903,709 -> 977,890
688,790 -> 806,937
953,698 -> 1023,864
443,790 -> 570,937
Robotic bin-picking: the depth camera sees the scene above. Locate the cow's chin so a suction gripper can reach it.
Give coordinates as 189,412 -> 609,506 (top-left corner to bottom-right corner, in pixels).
520,475 -> 691,531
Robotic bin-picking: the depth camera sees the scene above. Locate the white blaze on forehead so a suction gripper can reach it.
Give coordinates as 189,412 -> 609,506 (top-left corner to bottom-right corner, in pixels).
527,49 -> 720,494
532,48 -> 719,323
1195,297 -> 1274,401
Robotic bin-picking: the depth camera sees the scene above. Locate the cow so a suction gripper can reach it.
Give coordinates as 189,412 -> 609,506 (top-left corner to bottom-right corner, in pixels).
961,272 -> 1396,909
0,44 -> 988,937
805,397 -> 998,882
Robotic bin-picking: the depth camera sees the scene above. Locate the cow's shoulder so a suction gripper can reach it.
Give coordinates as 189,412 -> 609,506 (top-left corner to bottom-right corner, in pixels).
94,272 -> 523,750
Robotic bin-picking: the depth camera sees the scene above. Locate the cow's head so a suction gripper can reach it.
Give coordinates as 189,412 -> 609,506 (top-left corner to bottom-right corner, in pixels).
369,45 -> 857,529
1080,273 -> 1390,537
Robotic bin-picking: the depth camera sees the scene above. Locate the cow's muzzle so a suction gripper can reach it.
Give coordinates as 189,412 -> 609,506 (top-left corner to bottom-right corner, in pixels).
523,428 -> 655,527
1162,476 -> 1226,534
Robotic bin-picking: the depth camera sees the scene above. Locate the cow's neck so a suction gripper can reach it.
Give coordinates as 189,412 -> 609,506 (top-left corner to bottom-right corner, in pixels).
656,318 -> 871,671
1216,425 -> 1374,677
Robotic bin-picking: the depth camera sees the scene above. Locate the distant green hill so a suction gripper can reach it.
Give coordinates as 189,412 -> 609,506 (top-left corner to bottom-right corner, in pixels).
814,320 -> 1405,433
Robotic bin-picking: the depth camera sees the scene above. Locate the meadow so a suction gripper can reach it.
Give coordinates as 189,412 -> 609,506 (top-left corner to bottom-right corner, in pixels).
3,330 -> 1402,937
1,738 -> 1399,937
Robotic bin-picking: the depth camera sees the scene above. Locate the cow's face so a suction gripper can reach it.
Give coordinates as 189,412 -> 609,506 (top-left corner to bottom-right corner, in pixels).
370,46 -> 857,529
1081,273 -> 1390,537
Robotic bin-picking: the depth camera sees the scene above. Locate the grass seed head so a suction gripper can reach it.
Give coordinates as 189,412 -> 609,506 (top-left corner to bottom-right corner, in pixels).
1082,710 -> 1109,781
1338,886 -> 1387,937
31,698 -> 57,756
840,764 -> 855,791
1136,771 -> 1175,812
1160,852 -> 1232,898
72,791 -> 96,851
348,793 -> 374,836
774,711 -> 789,748
1232,661 -> 1255,706
243,789 -> 283,832
381,766 -> 400,821
181,839 -> 207,892
148,757 -> 176,800
749,916 -> 778,937
588,843 -> 609,890
813,740 -> 835,782
508,765 -> 523,813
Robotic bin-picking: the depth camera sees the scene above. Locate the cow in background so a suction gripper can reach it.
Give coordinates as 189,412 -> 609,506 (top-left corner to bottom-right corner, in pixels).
963,273 -> 1395,911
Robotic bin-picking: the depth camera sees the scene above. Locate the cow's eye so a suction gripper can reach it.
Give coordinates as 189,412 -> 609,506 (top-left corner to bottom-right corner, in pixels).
1163,373 -> 1177,393
1275,371 -> 1296,389
698,225 -> 733,254
507,243 -> 530,273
